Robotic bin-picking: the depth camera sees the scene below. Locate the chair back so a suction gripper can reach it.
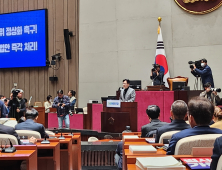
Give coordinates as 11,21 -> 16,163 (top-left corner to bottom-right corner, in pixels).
0,134 -> 18,145
175,134 -> 222,155
167,76 -> 188,91
45,130 -> 55,136
159,131 -> 180,143
217,155 -> 222,170
16,130 -> 41,139
34,102 -> 43,107
3,120 -> 18,128
88,137 -> 99,142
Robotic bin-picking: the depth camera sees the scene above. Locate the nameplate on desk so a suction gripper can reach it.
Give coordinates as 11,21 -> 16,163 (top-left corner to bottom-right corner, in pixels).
106,100 -> 121,108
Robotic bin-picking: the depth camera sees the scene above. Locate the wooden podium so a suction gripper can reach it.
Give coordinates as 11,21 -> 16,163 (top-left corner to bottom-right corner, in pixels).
101,102 -> 137,133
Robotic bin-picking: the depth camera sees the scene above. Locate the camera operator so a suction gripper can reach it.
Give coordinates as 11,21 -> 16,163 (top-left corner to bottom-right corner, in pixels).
191,58 -> 214,88
150,64 -> 164,85
8,89 -> 26,121
200,82 -> 220,106
52,90 -> 70,129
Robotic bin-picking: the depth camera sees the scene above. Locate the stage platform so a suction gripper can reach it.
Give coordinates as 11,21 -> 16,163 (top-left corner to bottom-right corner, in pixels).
47,90 -> 202,132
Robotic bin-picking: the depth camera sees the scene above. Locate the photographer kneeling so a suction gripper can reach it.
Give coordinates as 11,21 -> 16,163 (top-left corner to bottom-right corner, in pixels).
200,82 -> 221,106
8,89 -> 26,121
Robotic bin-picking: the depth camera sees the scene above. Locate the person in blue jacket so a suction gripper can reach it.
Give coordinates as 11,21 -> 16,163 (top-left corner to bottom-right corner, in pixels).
191,58 -> 214,88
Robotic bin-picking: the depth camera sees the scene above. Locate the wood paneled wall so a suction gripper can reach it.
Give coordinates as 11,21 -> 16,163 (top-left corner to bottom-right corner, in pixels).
0,0 -> 79,105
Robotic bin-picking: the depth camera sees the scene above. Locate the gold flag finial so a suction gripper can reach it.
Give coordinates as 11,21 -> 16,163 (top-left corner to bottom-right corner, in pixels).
157,17 -> 162,34
158,17 -> 162,23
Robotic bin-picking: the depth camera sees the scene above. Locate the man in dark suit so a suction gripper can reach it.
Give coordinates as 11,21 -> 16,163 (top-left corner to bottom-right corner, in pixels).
167,97 -> 222,155
191,58 -> 214,88
15,108 -> 49,138
155,100 -> 191,143
0,124 -> 36,145
119,79 -> 136,102
211,136 -> 222,170
141,105 -> 168,137
150,64 -> 164,85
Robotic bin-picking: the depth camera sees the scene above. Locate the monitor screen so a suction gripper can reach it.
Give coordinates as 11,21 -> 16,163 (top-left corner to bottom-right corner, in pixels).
172,81 -> 186,91
0,9 -> 48,68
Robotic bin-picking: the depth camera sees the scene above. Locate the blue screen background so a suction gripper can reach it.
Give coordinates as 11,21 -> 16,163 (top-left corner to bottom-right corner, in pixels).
0,9 -> 47,68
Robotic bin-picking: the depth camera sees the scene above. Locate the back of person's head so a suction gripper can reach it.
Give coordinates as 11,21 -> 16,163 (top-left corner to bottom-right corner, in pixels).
146,105 -> 160,119
171,100 -> 188,120
188,96 -> 214,125
214,106 -> 222,121
204,82 -> 211,88
69,90 -> 76,97
23,98 -> 27,103
47,95 -> 52,101
25,108 -> 39,120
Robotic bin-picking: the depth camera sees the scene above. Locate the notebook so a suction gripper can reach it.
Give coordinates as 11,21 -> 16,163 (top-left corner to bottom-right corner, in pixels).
129,145 -> 157,154
123,135 -> 139,139
136,156 -> 186,170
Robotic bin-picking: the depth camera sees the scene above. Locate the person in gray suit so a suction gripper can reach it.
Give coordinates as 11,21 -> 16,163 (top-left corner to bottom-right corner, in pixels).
119,79 -> 136,102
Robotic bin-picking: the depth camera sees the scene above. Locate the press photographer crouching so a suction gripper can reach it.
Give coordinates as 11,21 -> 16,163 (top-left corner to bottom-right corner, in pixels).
150,64 -> 164,86
8,89 -> 26,121
200,82 -> 221,106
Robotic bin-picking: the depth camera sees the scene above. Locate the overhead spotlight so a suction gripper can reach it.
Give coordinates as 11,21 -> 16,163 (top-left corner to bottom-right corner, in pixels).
51,53 -> 61,61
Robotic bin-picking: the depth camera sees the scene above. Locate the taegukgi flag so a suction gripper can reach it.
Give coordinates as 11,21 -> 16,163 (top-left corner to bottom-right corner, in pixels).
154,24 -> 170,88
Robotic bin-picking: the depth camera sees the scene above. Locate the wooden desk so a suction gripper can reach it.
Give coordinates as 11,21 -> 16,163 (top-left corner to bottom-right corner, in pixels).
50,133 -> 82,170
0,146 -> 37,170
36,141 -> 60,170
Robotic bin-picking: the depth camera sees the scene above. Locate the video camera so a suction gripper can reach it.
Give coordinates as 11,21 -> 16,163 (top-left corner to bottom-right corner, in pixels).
211,88 -> 221,93
152,64 -> 159,72
188,60 -> 203,70
11,88 -> 21,98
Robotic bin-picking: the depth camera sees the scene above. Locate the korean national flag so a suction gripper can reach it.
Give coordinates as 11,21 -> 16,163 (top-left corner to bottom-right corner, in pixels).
155,26 -> 170,88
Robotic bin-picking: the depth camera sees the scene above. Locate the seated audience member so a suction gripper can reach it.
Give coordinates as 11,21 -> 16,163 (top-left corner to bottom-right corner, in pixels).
211,136 -> 222,170
200,82 -> 220,106
155,100 -> 191,143
141,105 -> 168,137
115,129 -> 132,170
167,97 -> 222,155
115,141 -> 123,170
15,108 -> 49,138
210,106 -> 222,130
0,123 -> 36,145
0,100 -> 7,118
44,95 -> 53,113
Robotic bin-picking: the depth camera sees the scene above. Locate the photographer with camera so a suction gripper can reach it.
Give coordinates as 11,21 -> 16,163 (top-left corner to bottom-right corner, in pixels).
200,82 -> 221,106
8,89 -> 26,121
190,58 -> 214,88
52,90 -> 70,129
150,64 -> 164,86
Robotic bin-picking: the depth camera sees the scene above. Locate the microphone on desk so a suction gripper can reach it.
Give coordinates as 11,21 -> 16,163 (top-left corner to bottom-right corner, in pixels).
68,130 -> 73,136
41,135 -> 50,144
2,139 -> 16,153
59,131 -> 65,140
